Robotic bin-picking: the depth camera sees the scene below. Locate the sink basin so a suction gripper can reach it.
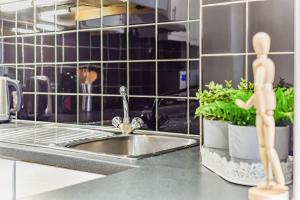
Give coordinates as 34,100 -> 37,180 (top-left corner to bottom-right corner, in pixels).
64,134 -> 198,159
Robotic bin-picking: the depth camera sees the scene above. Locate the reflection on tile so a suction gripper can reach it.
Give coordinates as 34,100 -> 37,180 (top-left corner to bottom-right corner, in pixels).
17,65 -> 35,92
158,23 -> 187,59
36,95 -> 55,122
158,0 -> 188,22
78,0 -> 101,29
202,56 -> 245,87
190,0 -> 200,19
0,12 -> 16,36
129,97 -> 155,130
248,0 -> 294,52
103,28 -> 127,61
42,47 -> 55,63
3,38 -> 16,64
203,0 -> 244,5
17,6 -> 34,35
129,62 -> 155,96
57,95 -> 77,123
189,100 -> 200,135
36,4 -> 55,33
57,33 -> 77,62
0,66 -> 16,79
18,94 -> 35,120
158,61 -> 187,96
36,65 -> 55,93
103,62 -> 127,94
189,61 -> 200,97
248,55 -> 294,85
103,96 -> 123,126
78,64 -> 101,94
129,26 -> 155,60
36,35 -> 55,63
79,31 -> 101,61
158,98 -> 187,134
57,0 -> 77,31
189,21 -> 200,58
129,0 -> 155,25
57,64 -> 77,93
79,96 -> 101,124
102,0 -> 127,27
202,3 -> 245,54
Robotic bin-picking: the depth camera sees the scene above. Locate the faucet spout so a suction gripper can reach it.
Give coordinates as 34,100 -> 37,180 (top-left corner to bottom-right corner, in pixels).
112,86 -> 144,134
119,86 -> 130,124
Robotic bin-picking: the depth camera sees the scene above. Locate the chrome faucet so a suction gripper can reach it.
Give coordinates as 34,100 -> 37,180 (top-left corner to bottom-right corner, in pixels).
112,86 -> 144,134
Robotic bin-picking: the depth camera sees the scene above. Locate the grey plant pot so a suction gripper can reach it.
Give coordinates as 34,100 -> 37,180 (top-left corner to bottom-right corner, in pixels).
203,118 -> 229,149
228,124 -> 290,161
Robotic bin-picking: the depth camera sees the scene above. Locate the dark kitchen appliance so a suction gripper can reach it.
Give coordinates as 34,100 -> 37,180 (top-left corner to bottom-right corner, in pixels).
0,76 -> 22,123
19,76 -> 53,120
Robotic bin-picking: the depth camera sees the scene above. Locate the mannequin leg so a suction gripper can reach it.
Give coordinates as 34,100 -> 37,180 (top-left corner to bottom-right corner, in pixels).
263,115 -> 285,186
256,116 -> 272,183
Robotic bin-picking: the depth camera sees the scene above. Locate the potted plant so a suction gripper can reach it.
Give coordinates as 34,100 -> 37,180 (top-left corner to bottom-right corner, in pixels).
195,81 -> 234,149
226,81 -> 294,161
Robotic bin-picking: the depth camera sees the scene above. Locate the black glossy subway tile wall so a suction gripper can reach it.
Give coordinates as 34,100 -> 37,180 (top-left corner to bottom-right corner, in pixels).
158,0 -> 188,22
17,65 -> 35,92
57,64 -> 77,94
79,31 -> 101,62
202,56 -> 245,87
3,38 -> 16,64
189,100 -> 200,135
189,21 -> 200,59
202,3 -> 246,54
129,0 -> 156,25
0,66 -> 15,78
129,97 -> 156,131
0,0 -> 293,136
129,26 -> 156,60
129,62 -> 156,96
79,63 -> 101,94
103,28 -> 127,61
57,95 -> 77,123
203,0 -> 243,5
158,61 -> 187,96
189,61 -> 200,97
157,23 -> 188,59
248,55 -> 294,85
103,96 -> 123,126
79,96 -> 102,124
158,98 -> 187,134
248,0 -> 294,52
103,62 -> 127,94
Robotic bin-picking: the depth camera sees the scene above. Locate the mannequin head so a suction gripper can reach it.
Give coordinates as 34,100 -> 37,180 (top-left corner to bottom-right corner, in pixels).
252,32 -> 271,57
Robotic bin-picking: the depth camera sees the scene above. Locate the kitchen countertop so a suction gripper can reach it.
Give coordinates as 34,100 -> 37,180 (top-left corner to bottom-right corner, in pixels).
0,122 -> 250,200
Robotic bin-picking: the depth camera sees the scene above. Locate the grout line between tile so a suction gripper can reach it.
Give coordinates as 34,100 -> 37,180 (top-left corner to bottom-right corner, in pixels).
155,0 -> 159,133
187,0 -> 190,135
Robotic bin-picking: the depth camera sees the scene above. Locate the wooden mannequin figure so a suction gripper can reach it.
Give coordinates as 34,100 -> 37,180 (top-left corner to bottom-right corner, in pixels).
235,32 -> 289,200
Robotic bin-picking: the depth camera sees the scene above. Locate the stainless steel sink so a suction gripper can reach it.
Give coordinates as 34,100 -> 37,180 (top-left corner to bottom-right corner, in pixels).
64,134 -> 198,159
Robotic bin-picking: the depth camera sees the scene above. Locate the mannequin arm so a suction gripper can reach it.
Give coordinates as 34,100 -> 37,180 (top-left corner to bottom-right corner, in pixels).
235,95 -> 255,110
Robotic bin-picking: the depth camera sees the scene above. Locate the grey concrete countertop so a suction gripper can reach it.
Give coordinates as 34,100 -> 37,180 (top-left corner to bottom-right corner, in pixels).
0,122 -> 250,200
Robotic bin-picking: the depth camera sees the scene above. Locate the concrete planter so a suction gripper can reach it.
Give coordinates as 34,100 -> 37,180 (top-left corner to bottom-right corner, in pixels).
203,118 -> 229,149
228,124 -> 290,161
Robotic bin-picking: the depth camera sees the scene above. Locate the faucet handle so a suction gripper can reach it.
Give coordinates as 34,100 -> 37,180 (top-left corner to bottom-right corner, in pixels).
131,117 -> 144,129
112,116 -> 122,128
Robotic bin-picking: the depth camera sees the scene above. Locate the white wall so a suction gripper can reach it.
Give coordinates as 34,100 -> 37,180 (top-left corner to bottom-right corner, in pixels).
294,0 -> 300,199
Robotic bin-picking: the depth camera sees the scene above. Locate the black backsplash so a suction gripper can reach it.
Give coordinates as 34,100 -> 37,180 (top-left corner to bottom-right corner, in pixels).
0,0 -> 294,135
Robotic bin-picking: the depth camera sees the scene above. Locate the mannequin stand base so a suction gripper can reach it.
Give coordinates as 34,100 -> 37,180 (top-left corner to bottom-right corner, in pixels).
249,185 -> 289,200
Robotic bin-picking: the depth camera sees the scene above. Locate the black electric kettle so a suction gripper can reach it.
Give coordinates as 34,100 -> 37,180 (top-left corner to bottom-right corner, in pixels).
0,76 -> 22,123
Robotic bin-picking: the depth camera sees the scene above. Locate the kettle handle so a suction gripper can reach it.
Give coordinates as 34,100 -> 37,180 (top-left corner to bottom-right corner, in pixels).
7,79 -> 22,113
